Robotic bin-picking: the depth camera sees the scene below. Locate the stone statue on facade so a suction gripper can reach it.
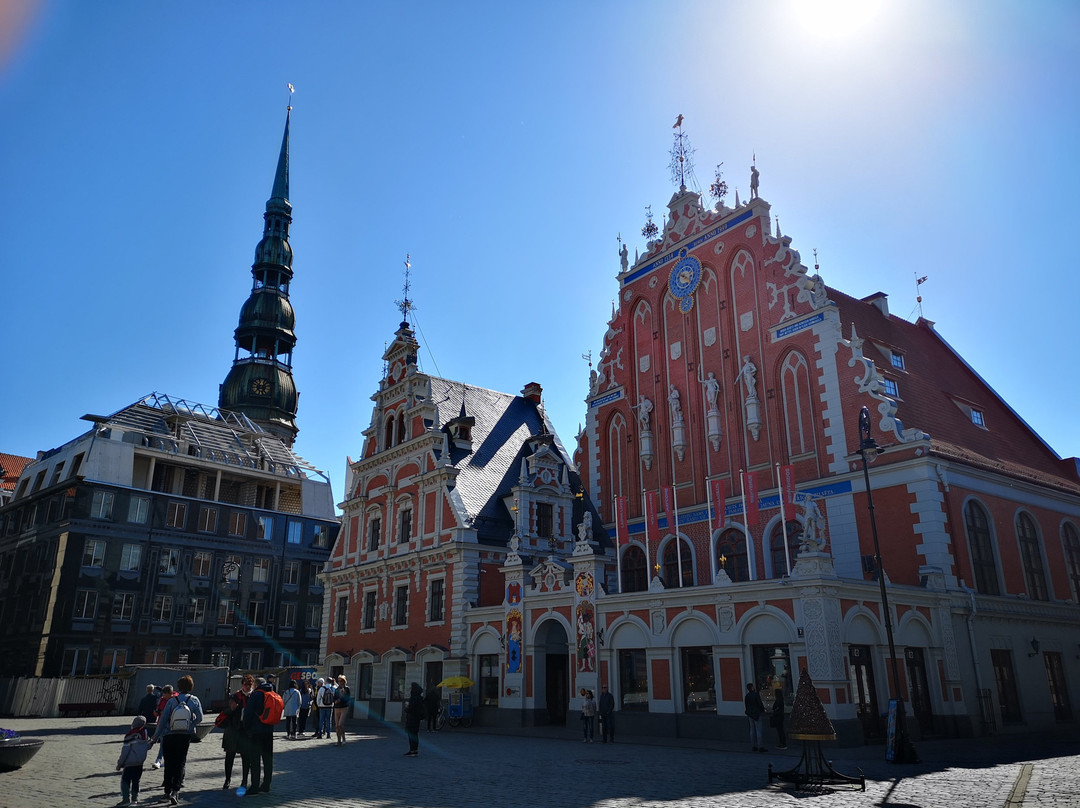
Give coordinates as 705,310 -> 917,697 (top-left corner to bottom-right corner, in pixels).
619,242 -> 629,273
750,164 -> 760,200
635,395 -> 653,432
800,498 -> 826,554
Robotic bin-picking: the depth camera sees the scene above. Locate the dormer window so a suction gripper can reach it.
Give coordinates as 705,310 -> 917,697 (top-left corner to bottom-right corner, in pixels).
882,378 -> 899,398
452,423 -> 471,442
890,352 -> 906,370
971,409 -> 985,427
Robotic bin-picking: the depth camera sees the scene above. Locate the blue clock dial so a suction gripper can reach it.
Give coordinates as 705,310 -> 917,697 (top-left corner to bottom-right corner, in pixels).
668,255 -> 702,300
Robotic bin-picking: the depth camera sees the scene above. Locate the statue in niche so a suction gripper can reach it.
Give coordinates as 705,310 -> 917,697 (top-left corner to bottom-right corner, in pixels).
750,164 -> 760,199
577,511 -> 594,543
735,355 -> 758,400
668,385 -> 684,423
800,498 -> 826,553
702,371 -> 721,412
635,395 -> 653,431
619,242 -> 629,272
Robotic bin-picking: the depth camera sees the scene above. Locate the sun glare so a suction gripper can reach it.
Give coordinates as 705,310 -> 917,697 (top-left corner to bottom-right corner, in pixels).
789,0 -> 883,41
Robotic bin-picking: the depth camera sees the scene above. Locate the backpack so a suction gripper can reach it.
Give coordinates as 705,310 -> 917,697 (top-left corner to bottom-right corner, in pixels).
169,695 -> 193,733
258,690 -> 284,725
320,686 -> 334,707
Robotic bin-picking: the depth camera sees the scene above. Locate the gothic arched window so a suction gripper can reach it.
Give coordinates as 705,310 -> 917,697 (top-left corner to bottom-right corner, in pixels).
964,500 -> 1000,595
662,538 -> 694,588
607,414 -> 627,507
780,351 -> 815,457
622,545 -> 648,593
1016,512 -> 1048,601
1063,522 -> 1080,601
384,414 -> 396,450
716,528 -> 749,582
769,520 -> 802,578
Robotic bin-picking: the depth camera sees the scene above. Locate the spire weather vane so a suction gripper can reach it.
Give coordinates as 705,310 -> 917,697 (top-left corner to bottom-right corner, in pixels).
710,162 -> 728,204
669,114 -> 695,191
286,82 -> 294,111
396,253 -> 416,324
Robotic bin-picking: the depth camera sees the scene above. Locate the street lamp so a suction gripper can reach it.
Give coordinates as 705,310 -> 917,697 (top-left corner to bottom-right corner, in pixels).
856,406 -> 917,764
220,561 -> 242,627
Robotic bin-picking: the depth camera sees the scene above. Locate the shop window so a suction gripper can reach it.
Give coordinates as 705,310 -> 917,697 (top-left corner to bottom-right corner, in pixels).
681,647 -> 715,712
479,654 -> 500,706
389,661 -> 406,701
618,648 -> 649,711
751,645 -> 794,712
357,663 -> 373,700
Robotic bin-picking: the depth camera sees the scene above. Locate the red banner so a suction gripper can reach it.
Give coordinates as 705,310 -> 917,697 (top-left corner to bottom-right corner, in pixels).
780,464 -> 796,519
661,485 -> 675,533
645,490 -> 659,544
710,479 -> 726,531
743,471 -> 759,526
615,496 -> 629,545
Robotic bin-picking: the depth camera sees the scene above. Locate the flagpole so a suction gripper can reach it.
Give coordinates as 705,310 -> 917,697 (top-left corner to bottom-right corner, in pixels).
739,469 -> 755,581
672,484 -> 683,587
707,477 -> 718,584
614,495 -> 623,595
641,488 -> 652,584
776,463 -> 792,576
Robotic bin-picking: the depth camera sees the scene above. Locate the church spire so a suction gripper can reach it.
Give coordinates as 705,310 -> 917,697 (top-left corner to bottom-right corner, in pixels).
218,108 -> 300,445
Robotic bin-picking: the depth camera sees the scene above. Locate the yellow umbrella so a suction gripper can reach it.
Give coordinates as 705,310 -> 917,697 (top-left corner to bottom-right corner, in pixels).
436,676 -> 475,689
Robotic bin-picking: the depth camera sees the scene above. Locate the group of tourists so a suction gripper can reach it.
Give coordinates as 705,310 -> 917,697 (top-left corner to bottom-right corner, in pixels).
578,683 -> 616,743
744,681 -> 788,752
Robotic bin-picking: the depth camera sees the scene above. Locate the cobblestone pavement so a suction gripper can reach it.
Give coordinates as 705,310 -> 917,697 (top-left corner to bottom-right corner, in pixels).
1,716 -> 1076,808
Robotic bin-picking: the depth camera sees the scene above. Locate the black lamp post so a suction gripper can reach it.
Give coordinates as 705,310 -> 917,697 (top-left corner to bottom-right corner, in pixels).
856,406 -> 917,764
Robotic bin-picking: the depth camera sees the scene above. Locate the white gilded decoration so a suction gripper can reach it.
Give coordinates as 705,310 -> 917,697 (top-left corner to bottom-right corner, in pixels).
740,311 -> 754,332
766,280 -> 799,323
639,354 -> 651,373
623,288 -> 633,301
745,225 -> 757,239
717,603 -> 735,631
713,241 -> 725,256
649,276 -> 658,288
595,322 -> 624,392
703,327 -> 716,347
669,341 -> 682,361
838,323 -> 930,443
650,608 -> 666,635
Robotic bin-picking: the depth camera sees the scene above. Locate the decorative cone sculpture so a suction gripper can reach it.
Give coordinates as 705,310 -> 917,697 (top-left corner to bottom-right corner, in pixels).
768,669 -> 865,791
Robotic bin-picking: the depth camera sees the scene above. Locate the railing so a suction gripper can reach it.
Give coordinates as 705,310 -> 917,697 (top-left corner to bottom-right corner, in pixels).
0,674 -> 133,718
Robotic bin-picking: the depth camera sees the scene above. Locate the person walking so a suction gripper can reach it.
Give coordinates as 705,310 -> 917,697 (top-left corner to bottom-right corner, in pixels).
580,690 -> 597,743
598,683 -> 615,743
241,676 -> 278,795
297,680 -> 312,737
221,673 -> 254,791
315,677 -> 335,741
771,688 -> 788,749
137,685 -> 158,726
150,684 -> 174,769
282,680 -> 301,740
403,682 -> 424,757
744,682 -> 767,752
151,675 -> 203,806
115,715 -> 151,806
424,686 -> 441,732
332,675 -> 351,746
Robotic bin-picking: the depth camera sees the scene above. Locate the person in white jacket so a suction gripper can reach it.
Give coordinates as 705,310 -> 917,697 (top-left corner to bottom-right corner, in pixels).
282,679 -> 301,740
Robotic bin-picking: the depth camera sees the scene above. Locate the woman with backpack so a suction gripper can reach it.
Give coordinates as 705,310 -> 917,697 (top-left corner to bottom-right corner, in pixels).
315,677 -> 335,740
282,679 -> 301,740
220,673 -> 254,791
151,675 -> 203,806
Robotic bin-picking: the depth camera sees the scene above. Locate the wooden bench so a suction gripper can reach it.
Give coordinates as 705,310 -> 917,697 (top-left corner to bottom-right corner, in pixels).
58,702 -> 117,717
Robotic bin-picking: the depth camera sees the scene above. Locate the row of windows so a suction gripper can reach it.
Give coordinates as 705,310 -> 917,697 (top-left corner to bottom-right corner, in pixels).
74,588 -> 321,629
364,507 -> 413,552
79,541 -> 321,587
59,645 -> 321,676
964,502 -> 1080,601
333,578 -> 446,634
88,491 -> 330,546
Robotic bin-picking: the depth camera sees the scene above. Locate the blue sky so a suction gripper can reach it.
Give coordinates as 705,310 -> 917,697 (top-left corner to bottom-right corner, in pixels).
2,1 -> 1078,506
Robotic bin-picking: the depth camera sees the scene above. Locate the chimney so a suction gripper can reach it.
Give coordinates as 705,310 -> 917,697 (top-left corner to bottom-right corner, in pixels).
863,291 -> 889,317
522,382 -> 543,404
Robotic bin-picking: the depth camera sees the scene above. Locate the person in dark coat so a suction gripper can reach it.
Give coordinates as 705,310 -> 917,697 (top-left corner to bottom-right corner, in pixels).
598,683 -> 616,743
138,684 -> 159,725
424,686 -> 441,732
744,682 -> 766,752
242,677 -> 276,795
222,673 -> 254,790
403,682 -> 424,757
771,688 -> 788,749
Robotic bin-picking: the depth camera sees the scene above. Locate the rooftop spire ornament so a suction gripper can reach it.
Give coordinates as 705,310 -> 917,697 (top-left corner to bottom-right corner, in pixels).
395,253 -> 416,326
642,205 -> 659,241
669,114 -> 695,191
709,162 -> 728,204
768,669 -> 865,792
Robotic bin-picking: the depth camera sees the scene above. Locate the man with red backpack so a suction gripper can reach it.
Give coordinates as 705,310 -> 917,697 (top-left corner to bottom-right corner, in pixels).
241,676 -> 282,795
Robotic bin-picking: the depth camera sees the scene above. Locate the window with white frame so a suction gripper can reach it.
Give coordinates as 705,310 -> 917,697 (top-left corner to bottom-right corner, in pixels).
393,584 -> 408,626
256,515 -> 274,540
112,592 -> 135,622
971,409 -> 986,427
363,590 -> 377,630
229,511 -> 248,537
61,648 -> 91,676
101,648 -> 127,674
287,520 -> 303,544
120,544 -> 142,572
166,501 -> 187,529
91,491 -> 114,519
73,589 -> 98,620
252,557 -> 271,583
890,352 -> 906,370
223,554 -> 241,581
192,551 -> 212,578
152,594 -> 173,622
198,506 -> 218,533
313,524 -> 330,548
189,597 -> 207,624
428,578 -> 445,622
398,507 -> 412,544
241,649 -> 262,670
280,601 -> 296,628
367,515 -> 381,552
247,600 -> 266,626
128,496 -> 149,524
284,560 -> 300,585
306,602 -> 321,630
334,594 -> 349,633
158,548 -> 180,576
82,540 -> 106,568
882,378 -> 899,398
217,599 -> 237,625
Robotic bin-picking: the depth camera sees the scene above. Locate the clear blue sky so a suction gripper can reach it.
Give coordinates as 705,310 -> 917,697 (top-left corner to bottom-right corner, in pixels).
2,1 -> 1078,507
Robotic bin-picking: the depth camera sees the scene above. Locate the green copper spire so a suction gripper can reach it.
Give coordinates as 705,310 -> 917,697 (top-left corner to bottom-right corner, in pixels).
219,108 -> 299,446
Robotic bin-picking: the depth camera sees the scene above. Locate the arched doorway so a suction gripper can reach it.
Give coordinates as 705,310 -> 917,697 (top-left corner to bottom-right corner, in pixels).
533,619 -> 570,726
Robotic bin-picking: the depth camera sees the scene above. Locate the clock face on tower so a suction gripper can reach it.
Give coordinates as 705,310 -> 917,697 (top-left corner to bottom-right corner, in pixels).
250,378 -> 272,396
668,250 -> 702,313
